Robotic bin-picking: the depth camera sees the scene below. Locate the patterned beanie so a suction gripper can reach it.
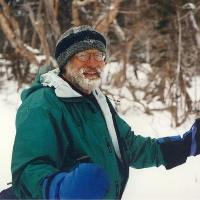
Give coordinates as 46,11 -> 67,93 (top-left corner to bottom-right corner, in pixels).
55,25 -> 106,69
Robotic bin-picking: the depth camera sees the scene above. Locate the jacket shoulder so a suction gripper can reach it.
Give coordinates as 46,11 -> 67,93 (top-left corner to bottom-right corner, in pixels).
20,86 -> 60,110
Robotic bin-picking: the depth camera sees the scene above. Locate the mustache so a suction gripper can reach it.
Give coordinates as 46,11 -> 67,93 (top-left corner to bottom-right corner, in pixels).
81,67 -> 102,74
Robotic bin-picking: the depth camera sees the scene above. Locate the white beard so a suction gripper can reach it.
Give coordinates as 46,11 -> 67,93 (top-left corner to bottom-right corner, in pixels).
65,62 -> 103,92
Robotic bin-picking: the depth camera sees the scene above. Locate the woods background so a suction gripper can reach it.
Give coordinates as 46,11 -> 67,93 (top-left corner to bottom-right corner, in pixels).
0,0 -> 200,127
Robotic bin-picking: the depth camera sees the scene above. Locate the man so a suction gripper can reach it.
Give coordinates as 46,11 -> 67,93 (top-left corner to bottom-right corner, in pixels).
11,25 -> 200,199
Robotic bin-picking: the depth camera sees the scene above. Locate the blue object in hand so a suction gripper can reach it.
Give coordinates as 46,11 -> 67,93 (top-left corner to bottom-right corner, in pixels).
42,163 -> 110,199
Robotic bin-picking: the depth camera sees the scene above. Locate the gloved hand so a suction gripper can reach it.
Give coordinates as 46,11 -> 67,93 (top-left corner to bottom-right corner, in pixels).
42,163 -> 110,199
183,118 -> 200,157
158,118 -> 200,169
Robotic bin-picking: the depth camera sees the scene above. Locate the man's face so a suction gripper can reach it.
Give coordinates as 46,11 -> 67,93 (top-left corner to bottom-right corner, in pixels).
62,49 -> 105,94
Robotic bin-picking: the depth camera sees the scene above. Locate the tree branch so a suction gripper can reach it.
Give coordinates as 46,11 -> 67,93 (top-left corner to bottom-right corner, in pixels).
0,2 -> 39,66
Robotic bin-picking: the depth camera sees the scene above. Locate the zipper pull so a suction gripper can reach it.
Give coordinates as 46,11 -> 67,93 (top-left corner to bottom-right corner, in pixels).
77,156 -> 92,163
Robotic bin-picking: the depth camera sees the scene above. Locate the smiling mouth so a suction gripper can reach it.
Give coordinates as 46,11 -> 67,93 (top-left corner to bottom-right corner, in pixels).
83,71 -> 100,78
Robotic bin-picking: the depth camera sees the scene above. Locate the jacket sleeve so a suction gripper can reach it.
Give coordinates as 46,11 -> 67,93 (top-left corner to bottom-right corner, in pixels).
121,126 -> 166,169
11,95 -> 68,199
127,132 -> 166,169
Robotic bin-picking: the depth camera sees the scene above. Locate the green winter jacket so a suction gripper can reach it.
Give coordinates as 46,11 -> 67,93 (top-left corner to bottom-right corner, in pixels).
11,68 -> 166,199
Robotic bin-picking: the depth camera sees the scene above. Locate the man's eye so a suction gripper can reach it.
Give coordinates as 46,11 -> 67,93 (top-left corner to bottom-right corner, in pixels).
79,54 -> 88,57
78,55 -> 86,58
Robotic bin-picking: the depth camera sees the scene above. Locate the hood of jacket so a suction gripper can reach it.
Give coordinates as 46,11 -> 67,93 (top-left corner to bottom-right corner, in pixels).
21,68 -> 81,102
40,68 -> 82,98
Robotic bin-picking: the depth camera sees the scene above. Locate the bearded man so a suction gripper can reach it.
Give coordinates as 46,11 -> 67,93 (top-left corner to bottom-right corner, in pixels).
10,25 -> 200,200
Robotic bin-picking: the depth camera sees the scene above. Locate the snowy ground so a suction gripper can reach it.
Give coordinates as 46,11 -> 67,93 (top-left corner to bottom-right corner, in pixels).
0,81 -> 200,199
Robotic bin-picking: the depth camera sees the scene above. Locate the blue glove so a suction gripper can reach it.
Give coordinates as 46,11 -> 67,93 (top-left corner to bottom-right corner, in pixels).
183,118 -> 200,156
42,163 -> 110,199
158,118 -> 200,169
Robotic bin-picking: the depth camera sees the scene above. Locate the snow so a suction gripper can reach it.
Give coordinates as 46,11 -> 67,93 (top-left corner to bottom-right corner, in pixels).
0,80 -> 200,199
0,81 -> 21,191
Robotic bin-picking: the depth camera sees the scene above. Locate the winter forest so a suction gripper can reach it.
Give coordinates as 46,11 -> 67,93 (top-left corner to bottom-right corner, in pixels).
1,0 -> 200,199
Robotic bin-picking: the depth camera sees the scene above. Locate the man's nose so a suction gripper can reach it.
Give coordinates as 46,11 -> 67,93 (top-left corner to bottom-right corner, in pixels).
87,55 -> 98,65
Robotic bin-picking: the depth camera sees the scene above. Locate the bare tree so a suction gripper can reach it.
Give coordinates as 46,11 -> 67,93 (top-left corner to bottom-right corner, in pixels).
0,0 -> 40,66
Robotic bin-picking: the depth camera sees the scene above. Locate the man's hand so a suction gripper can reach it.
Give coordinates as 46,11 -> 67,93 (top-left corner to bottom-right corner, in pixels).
158,118 -> 200,169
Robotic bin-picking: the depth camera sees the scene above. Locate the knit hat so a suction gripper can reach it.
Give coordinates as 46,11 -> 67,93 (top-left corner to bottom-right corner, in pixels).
55,25 -> 106,69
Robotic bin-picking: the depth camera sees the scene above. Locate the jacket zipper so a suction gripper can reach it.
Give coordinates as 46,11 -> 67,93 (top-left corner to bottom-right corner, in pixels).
115,181 -> 119,199
105,137 -> 112,153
